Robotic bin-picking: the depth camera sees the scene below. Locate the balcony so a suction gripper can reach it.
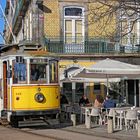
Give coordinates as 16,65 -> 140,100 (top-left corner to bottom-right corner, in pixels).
44,37 -> 116,54
44,37 -> 140,55
12,0 -> 30,35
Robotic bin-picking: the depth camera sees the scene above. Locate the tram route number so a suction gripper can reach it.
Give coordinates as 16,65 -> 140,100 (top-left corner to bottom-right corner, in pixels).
16,92 -> 22,95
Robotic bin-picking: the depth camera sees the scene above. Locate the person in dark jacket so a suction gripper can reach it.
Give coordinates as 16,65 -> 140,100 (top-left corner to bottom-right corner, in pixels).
60,94 -> 68,104
79,94 -> 90,106
103,95 -> 116,108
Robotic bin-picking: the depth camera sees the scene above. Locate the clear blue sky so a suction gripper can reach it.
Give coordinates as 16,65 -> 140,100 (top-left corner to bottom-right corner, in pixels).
0,0 -> 6,44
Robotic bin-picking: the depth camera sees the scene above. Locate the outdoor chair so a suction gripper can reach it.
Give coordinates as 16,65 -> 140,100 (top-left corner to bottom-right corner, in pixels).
125,110 -> 138,130
89,108 -> 102,125
80,107 -> 87,123
100,108 -> 109,125
115,110 -> 125,130
108,108 -> 114,118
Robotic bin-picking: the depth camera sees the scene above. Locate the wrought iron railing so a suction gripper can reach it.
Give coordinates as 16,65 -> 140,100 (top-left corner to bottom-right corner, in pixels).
44,37 -> 140,54
45,37 -> 131,54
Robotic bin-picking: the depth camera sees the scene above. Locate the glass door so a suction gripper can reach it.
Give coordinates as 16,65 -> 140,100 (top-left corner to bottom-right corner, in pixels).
64,7 -> 84,53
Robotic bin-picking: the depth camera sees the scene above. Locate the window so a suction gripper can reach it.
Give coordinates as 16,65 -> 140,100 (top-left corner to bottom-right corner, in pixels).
13,60 -> 27,84
49,60 -> 58,83
65,8 -> 82,16
30,64 -> 46,81
94,83 -> 101,93
63,83 -> 72,103
75,83 -> 84,103
64,6 -> 85,53
30,59 -> 47,83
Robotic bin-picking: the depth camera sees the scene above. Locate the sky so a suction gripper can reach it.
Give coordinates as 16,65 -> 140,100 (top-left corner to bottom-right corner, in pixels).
0,0 -> 6,44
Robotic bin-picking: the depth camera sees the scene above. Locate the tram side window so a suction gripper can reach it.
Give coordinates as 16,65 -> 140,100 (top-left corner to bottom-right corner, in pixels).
13,62 -> 26,84
49,60 -> 58,83
30,64 -> 46,82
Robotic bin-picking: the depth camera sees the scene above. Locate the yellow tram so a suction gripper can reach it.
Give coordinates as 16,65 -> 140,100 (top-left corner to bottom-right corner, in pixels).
0,52 -> 60,127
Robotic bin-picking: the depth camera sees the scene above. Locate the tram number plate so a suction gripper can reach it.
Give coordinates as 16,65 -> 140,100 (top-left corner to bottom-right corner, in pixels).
16,93 -> 21,95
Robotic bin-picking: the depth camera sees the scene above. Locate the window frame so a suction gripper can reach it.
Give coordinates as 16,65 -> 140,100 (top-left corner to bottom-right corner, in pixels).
64,6 -> 85,44
64,7 -> 83,17
49,59 -> 58,84
29,58 -> 48,84
12,59 -> 27,84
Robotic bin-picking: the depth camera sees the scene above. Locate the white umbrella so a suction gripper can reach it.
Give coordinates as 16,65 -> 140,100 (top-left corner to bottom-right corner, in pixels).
86,58 -> 140,75
86,58 -> 140,95
72,58 -> 140,95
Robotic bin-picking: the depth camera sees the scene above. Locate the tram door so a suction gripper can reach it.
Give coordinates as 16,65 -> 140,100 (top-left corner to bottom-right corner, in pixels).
3,61 -> 7,109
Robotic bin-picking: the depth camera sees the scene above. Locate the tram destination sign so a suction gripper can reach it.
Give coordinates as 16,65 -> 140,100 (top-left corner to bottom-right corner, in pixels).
30,58 -> 48,64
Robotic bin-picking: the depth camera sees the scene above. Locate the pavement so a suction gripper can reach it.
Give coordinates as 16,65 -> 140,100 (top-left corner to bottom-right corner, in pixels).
21,122 -> 140,140
0,122 -> 140,140
61,123 -> 140,140
0,125 -> 54,140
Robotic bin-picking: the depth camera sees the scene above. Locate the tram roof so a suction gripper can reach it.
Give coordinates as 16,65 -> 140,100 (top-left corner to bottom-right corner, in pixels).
0,44 -> 59,58
0,51 -> 59,58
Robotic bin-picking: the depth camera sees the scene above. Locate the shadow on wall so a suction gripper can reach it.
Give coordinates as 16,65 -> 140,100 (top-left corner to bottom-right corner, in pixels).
38,4 -> 52,13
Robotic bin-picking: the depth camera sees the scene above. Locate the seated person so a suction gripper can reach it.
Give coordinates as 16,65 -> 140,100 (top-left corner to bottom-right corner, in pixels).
79,94 -> 90,106
31,65 -> 40,81
103,95 -> 116,108
94,95 -> 104,108
60,94 -> 68,105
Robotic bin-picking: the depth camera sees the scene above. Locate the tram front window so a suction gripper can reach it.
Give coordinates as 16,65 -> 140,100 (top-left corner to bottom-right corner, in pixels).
30,64 -> 47,83
13,62 -> 26,84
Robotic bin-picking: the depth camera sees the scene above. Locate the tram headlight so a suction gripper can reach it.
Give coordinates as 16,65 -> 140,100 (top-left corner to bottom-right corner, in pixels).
35,93 -> 44,103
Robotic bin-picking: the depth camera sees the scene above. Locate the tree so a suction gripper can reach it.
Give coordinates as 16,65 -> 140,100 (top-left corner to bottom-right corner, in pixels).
88,0 -> 140,43
109,81 -> 126,103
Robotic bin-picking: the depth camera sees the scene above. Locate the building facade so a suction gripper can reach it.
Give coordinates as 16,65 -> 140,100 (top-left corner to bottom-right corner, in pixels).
3,0 -> 140,106
4,0 -> 118,51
